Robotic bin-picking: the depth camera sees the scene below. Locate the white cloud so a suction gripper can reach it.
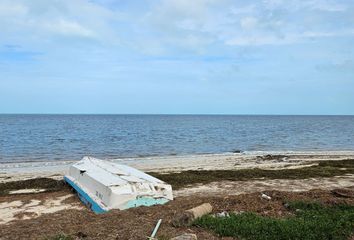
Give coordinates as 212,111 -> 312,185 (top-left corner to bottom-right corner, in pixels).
262,0 -> 348,12
226,35 -> 296,46
302,29 -> 354,38
42,19 -> 95,37
226,29 -> 354,46
0,0 -> 118,44
307,0 -> 347,12
262,0 -> 284,8
240,17 -> 258,29
230,5 -> 256,15
141,0 -> 354,50
0,3 -> 27,16
1,0 -> 353,54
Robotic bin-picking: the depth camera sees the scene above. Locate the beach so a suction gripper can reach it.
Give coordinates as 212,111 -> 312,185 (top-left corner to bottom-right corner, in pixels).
1,151 -> 353,239
2,151 -> 354,180
2,0 -> 354,237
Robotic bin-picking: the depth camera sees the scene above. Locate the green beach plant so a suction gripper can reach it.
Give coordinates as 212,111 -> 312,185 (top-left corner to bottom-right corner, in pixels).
194,202 -> 354,240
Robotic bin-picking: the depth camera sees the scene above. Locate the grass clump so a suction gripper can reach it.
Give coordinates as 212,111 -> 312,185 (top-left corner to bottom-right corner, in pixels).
194,202 -> 354,240
150,159 -> 354,189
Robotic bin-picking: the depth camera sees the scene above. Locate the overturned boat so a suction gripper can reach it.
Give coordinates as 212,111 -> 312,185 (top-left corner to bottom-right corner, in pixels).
64,156 -> 173,213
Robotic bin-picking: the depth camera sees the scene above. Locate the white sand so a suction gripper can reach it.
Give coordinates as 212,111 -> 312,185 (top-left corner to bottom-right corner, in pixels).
1,151 -> 354,183
8,189 -> 47,194
0,194 -> 83,224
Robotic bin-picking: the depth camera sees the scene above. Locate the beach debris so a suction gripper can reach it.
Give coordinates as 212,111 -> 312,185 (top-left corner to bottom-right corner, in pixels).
331,188 -> 354,198
233,210 -> 245,215
232,149 -> 242,153
64,156 -> 173,213
215,211 -> 230,218
148,219 -> 162,240
171,233 -> 197,240
257,154 -> 288,161
261,193 -> 272,200
172,203 -> 212,227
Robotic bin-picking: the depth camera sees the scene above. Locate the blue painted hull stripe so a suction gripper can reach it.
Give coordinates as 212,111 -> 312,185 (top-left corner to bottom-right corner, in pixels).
64,176 -> 107,214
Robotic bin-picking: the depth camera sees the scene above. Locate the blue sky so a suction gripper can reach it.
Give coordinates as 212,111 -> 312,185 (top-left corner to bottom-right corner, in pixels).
0,0 -> 353,114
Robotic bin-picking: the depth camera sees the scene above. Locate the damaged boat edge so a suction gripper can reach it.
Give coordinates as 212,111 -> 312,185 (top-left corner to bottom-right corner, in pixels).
124,197 -> 169,209
64,176 -> 107,214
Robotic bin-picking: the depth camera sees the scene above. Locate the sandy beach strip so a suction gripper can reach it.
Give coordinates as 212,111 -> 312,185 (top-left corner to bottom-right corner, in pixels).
1,151 -> 354,183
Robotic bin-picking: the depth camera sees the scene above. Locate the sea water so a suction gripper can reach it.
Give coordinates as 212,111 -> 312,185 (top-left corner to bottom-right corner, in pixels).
1,114 -> 354,163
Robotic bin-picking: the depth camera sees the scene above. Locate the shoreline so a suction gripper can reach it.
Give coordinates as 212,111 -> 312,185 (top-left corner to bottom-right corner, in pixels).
1,150 -> 354,183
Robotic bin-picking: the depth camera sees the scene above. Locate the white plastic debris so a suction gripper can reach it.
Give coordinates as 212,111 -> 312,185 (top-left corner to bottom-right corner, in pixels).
216,211 -> 230,218
261,193 -> 272,200
149,219 -> 162,239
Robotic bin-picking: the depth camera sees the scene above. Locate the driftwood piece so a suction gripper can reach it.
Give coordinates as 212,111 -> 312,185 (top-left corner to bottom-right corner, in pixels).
331,188 -> 354,198
172,203 -> 212,227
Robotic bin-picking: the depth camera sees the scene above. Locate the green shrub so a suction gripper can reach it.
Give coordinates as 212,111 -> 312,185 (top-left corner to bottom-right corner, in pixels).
194,202 -> 354,240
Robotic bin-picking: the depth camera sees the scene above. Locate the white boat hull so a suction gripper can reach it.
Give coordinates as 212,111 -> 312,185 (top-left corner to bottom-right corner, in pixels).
64,157 -> 173,213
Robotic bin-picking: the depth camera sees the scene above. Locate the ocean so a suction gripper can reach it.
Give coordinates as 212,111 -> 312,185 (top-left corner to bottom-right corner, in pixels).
0,114 -> 354,163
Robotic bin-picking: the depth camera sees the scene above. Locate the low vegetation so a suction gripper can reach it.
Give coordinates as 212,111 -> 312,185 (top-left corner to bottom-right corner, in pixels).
194,201 -> 354,240
0,178 -> 65,196
150,159 -> 354,189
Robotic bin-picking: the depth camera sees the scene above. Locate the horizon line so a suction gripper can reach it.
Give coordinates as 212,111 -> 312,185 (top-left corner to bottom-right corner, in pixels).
0,113 -> 354,116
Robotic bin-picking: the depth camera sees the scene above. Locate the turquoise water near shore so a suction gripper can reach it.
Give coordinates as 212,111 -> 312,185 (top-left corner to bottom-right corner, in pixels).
1,115 -> 354,163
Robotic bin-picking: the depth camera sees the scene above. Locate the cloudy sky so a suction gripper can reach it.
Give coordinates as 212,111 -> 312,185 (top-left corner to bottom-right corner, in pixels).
0,0 -> 353,114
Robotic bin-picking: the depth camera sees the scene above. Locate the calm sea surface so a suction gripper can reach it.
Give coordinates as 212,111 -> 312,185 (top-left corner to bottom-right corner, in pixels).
0,115 -> 353,163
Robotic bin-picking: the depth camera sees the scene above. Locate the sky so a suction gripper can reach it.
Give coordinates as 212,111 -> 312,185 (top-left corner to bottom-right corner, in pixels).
0,0 -> 353,114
